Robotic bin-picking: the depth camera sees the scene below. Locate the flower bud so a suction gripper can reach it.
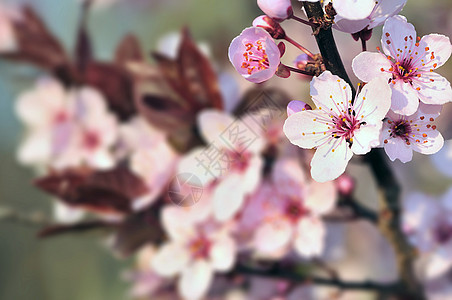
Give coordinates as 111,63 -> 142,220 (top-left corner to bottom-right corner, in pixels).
287,100 -> 312,116
257,0 -> 293,22
336,174 -> 355,197
252,15 -> 286,39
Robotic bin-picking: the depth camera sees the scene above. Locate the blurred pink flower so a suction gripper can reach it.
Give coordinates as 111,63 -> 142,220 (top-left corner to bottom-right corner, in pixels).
380,103 -> 444,163
257,0 -> 292,21
241,157 -> 337,259
16,77 -> 119,169
403,188 -> 452,279
0,4 -> 17,52
353,15 -> 452,115
152,204 -> 236,300
283,71 -> 391,182
120,117 -> 178,210
228,27 -> 280,83
178,110 -> 264,221
334,0 -> 407,33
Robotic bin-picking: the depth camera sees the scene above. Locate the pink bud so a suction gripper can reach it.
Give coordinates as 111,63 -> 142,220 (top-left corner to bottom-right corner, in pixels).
228,27 -> 280,83
336,174 -> 355,196
252,15 -> 286,39
257,0 -> 293,22
287,100 -> 312,116
294,54 -> 310,70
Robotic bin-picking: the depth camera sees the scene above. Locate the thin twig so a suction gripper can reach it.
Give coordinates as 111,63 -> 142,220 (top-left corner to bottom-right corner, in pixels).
283,36 -> 316,60
290,15 -> 318,27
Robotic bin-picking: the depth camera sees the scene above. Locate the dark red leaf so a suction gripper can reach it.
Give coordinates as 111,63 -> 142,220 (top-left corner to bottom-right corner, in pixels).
115,34 -> 144,66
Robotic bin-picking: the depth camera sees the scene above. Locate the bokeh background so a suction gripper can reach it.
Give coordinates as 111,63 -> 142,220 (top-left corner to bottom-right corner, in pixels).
1,0 -> 451,299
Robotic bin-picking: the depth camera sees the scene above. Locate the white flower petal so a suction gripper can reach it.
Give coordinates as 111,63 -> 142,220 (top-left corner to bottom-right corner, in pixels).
304,180 -> 337,215
383,137 -> 413,163
283,110 -> 331,149
368,0 -> 407,29
413,72 -> 452,106
352,52 -> 392,83
351,125 -> 382,155
419,34 -> 452,70
390,80 -> 419,116
152,243 -> 190,277
333,0 -> 375,20
310,71 -> 352,113
294,216 -> 326,258
213,174 -> 247,221
381,15 -> 416,58
178,260 -> 214,300
253,219 -> 292,254
209,236 -> 236,271
311,138 -> 353,182
197,109 -> 236,146
354,76 -> 392,124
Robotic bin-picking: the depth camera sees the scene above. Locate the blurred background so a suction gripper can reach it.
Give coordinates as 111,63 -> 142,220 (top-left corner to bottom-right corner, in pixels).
0,0 -> 451,299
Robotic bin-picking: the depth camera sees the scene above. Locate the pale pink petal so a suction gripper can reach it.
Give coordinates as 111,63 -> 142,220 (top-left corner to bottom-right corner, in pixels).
425,253 -> 452,279
310,71 -> 352,113
287,100 -> 312,116
305,180 -> 338,215
240,156 -> 263,194
353,76 -> 392,124
197,109 -> 236,145
390,80 -> 419,116
161,206 -> 196,242
411,130 -> 444,155
151,243 -> 190,277
368,0 -> 407,29
333,16 -> 370,34
412,72 -> 452,106
178,260 -> 214,300
333,0 -> 375,20
209,236 -> 236,271
310,139 -> 353,182
351,125 -> 382,155
213,174 -> 246,221
253,219 -> 292,255
294,216 -> 326,258
177,147 -> 220,185
383,137 -> 413,163
283,110 -> 331,149
419,34 -> 452,70
17,130 -> 52,166
257,0 -> 292,21
381,15 -> 416,58
352,52 -> 392,83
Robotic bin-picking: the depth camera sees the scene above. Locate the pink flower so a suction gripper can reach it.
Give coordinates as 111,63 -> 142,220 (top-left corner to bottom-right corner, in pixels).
332,0 -> 376,21
283,71 -> 391,182
403,188 -> 452,279
353,15 -> 452,115
243,158 -> 337,259
178,110 -> 264,221
334,0 -> 407,33
380,103 -> 444,163
151,205 -> 236,300
16,77 -> 119,169
0,4 -> 17,52
228,27 -> 280,83
257,0 -> 292,21
287,100 -> 312,117
252,15 -> 285,39
120,117 -> 179,210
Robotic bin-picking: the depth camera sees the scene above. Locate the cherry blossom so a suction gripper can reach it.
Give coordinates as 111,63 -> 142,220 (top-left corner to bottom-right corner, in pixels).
257,0 -> 292,21
151,204 -> 236,300
283,71 -> 391,182
353,15 -> 452,115
240,157 -> 337,259
403,188 -> 452,279
287,100 -> 312,116
178,110 -> 264,221
228,27 -> 281,83
380,103 -> 444,163
16,77 -> 119,169
334,0 -> 407,34
120,117 -> 179,210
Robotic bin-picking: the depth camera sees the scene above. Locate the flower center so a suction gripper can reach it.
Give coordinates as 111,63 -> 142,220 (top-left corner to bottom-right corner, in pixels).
434,222 -> 452,245
284,201 -> 309,224
391,119 -> 412,138
83,131 -> 100,150
241,40 -> 269,75
226,150 -> 251,172
332,112 -> 362,145
188,236 -> 211,259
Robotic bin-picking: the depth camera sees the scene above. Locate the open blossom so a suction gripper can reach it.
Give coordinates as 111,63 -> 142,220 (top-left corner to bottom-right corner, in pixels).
257,0 -> 292,21
283,71 -> 391,182
380,103 -> 444,163
245,158 -> 337,259
178,110 -> 264,221
334,0 -> 407,34
228,27 -> 280,83
353,15 -> 452,115
403,188 -> 452,279
152,204 -> 236,300
16,77 -> 119,169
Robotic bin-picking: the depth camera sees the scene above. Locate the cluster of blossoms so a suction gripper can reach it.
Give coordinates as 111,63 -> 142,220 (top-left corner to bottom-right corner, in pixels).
3,0 -> 452,299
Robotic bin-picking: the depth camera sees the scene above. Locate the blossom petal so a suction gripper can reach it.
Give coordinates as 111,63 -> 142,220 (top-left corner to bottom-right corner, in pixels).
412,72 -> 452,106
354,76 -> 392,124
287,100 -> 311,117
197,109 -> 235,145
305,181 -> 337,215
383,137 -> 413,163
352,52 -> 392,83
253,219 -> 292,255
152,243 -> 190,277
310,71 -> 352,113
381,15 -> 416,58
213,174 -> 246,221
283,110 -> 331,149
390,80 -> 419,116
209,236 -> 236,271
333,0 -> 375,20
419,34 -> 452,70
368,0 -> 407,29
424,253 -> 452,280
178,260 -> 213,300
294,216 -> 326,258
351,125 -> 382,155
333,16 -> 370,34
310,139 -> 353,182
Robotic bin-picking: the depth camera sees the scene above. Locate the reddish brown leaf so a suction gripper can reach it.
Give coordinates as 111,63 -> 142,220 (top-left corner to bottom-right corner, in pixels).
38,220 -> 111,238
35,167 -> 149,215
115,34 -> 144,67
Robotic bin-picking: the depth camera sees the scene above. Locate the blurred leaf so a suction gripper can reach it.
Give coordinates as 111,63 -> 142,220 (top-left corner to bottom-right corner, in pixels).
233,87 -> 291,117
74,0 -> 93,73
38,220 -> 111,238
35,167 -> 149,215
115,34 -> 144,67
